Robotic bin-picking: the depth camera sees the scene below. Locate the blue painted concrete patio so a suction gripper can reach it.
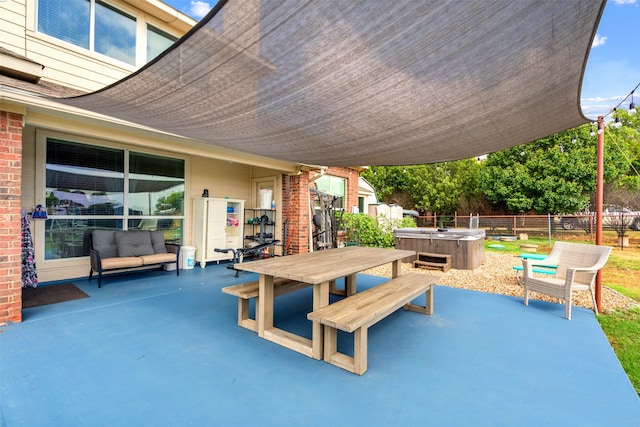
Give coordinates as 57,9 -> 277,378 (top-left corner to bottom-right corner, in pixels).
2,263 -> 639,426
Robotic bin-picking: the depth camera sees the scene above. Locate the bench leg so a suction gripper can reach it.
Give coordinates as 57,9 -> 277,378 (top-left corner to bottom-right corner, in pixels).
237,298 -> 257,332
324,326 -> 338,362
404,284 -> 434,315
323,325 -> 368,375
353,327 -> 368,375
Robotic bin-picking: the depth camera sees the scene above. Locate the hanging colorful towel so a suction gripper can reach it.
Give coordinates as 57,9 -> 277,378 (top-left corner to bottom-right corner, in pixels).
21,211 -> 38,288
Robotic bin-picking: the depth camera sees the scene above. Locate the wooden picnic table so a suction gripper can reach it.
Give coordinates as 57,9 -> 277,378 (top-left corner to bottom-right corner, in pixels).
233,246 -> 416,359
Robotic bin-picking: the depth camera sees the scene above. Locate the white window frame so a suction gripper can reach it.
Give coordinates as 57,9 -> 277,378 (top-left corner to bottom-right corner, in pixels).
33,0 -> 179,68
35,130 -> 188,264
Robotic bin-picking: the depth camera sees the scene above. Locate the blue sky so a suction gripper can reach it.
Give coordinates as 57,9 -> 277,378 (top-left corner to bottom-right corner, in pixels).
165,0 -> 214,21
164,0 -> 639,121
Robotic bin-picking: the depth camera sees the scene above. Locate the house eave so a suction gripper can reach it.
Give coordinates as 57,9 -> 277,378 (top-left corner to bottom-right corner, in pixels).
1,85 -> 298,173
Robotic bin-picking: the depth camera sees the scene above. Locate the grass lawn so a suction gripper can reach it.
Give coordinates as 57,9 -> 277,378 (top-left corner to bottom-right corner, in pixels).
485,233 -> 640,395
598,308 -> 640,395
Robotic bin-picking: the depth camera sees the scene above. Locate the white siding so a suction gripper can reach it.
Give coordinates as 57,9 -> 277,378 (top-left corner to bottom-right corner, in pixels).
1,0 -> 28,55
2,0 -> 193,91
25,34 -> 134,90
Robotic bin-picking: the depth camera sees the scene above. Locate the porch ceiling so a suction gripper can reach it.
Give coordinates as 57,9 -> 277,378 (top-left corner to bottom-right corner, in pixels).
53,0 -> 605,166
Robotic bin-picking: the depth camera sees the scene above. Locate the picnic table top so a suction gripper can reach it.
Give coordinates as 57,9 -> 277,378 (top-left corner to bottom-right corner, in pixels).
234,246 -> 415,284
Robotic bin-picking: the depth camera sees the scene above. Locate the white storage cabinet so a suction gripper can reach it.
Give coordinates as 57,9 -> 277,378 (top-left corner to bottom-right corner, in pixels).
193,198 -> 244,268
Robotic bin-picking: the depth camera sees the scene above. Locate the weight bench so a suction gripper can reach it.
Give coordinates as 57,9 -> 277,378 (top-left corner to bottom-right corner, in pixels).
214,240 -> 281,277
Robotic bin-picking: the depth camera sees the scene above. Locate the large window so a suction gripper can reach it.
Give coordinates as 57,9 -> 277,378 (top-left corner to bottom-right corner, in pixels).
44,138 -> 185,260
37,0 -> 177,66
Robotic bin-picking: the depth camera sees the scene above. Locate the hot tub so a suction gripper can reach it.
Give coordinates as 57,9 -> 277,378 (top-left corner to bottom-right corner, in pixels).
394,228 -> 485,270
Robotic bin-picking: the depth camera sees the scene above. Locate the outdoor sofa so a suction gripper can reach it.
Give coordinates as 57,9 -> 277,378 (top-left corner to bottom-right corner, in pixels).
89,229 -> 180,287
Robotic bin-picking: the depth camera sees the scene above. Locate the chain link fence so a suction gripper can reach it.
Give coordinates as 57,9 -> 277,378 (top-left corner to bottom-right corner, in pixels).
415,213 -> 640,246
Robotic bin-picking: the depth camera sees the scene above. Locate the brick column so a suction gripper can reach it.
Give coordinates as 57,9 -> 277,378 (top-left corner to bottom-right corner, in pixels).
282,172 -> 311,254
282,167 -> 359,254
0,110 -> 23,325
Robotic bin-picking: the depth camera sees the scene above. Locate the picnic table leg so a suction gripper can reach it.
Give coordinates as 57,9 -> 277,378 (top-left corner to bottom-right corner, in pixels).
345,273 -> 357,296
312,280 -> 330,360
391,259 -> 402,278
329,279 -> 343,296
329,273 -> 357,296
257,274 -> 274,338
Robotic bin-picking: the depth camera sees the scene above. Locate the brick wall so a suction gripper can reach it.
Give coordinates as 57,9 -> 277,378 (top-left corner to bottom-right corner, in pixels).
282,167 -> 359,254
0,110 -> 24,325
282,172 -> 310,254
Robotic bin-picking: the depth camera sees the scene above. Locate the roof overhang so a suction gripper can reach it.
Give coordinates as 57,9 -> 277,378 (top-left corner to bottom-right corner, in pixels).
0,80 -> 298,173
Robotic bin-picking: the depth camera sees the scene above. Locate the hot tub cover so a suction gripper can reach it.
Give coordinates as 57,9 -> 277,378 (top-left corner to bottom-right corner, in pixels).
394,228 -> 486,240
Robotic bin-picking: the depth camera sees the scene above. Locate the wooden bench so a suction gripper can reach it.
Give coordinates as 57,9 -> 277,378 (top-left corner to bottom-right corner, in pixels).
413,252 -> 451,272
222,278 -> 311,332
307,273 -> 437,375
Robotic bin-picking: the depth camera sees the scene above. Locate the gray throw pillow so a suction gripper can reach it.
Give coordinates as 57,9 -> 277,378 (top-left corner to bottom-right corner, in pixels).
115,231 -> 155,257
91,230 -> 119,258
150,231 -> 168,254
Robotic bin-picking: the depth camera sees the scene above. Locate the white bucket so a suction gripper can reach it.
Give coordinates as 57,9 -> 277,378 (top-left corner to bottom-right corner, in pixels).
181,246 -> 196,269
259,189 -> 273,209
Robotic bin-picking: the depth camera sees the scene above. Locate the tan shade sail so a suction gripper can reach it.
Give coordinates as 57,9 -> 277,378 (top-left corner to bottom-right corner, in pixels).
55,0 -> 604,166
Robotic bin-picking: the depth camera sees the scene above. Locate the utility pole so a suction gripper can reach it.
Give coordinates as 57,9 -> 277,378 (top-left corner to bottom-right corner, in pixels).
595,115 -> 605,313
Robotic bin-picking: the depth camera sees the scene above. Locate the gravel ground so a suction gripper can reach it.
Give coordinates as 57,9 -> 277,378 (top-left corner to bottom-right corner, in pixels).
362,251 -> 639,313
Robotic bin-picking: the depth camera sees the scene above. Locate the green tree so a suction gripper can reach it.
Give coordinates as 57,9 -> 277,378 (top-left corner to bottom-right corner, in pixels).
478,121 -> 636,214
361,113 -> 640,216
362,159 -> 481,215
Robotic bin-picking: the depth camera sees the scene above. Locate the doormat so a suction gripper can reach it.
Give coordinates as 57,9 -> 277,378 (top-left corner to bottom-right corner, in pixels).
22,283 -> 89,309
